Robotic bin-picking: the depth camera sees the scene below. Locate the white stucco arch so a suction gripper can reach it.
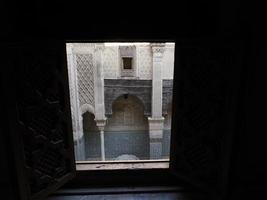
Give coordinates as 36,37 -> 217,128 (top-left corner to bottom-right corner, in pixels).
80,103 -> 95,115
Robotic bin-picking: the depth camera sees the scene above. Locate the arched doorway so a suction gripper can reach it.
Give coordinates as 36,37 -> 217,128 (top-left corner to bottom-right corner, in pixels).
105,95 -> 149,160
82,112 -> 101,161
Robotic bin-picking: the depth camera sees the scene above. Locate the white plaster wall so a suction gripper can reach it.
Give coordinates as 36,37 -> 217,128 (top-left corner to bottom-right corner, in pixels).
72,43 -> 95,54
101,43 -> 174,80
70,43 -> 174,81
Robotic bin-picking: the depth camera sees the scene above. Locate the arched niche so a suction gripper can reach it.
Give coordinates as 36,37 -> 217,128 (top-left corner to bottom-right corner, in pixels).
82,112 -> 101,161
80,103 -> 95,115
104,79 -> 152,116
104,94 -> 150,160
105,94 -> 148,131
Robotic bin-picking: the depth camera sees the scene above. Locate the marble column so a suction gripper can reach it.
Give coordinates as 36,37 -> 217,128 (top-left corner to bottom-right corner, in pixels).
95,119 -> 106,161
148,43 -> 165,159
94,44 -> 107,161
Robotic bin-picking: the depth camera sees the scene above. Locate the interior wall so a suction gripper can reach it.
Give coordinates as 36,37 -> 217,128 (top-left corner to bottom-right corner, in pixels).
1,0 -> 252,198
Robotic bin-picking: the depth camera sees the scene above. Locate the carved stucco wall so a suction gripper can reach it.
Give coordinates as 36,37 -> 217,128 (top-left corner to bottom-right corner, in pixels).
103,46 -> 119,79
104,79 -> 152,116
67,43 -> 174,127
66,43 -> 174,161
67,43 -> 174,124
104,79 -> 173,117
76,53 -> 95,109
102,44 -> 174,80
162,44 -> 175,80
105,95 -> 149,160
137,43 -> 175,80
105,95 -> 149,131
137,45 -> 153,79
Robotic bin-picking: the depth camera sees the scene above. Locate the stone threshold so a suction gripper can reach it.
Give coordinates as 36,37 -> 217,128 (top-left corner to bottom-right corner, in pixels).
76,159 -> 169,170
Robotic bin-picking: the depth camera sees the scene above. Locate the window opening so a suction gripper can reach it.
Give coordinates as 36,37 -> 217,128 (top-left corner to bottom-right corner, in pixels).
66,42 -> 175,170
122,57 -> 133,69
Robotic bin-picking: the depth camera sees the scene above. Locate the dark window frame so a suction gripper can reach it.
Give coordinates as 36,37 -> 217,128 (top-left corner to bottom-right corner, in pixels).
122,57 -> 133,69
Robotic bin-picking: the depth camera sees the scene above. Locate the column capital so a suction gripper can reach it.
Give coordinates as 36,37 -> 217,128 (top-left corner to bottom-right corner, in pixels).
95,118 -> 107,131
148,117 -> 165,131
151,43 -> 165,55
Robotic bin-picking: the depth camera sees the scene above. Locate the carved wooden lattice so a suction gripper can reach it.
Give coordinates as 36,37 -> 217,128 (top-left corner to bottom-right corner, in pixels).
76,54 -> 94,107
13,43 -> 75,200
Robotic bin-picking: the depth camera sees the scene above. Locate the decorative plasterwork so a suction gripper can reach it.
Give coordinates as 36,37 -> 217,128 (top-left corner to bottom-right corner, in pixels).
94,44 -> 105,52
137,47 -> 152,79
162,47 -> 175,80
151,43 -> 166,55
95,119 -> 107,131
80,103 -> 95,115
76,54 -> 95,108
72,43 -> 95,54
103,47 -> 118,78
